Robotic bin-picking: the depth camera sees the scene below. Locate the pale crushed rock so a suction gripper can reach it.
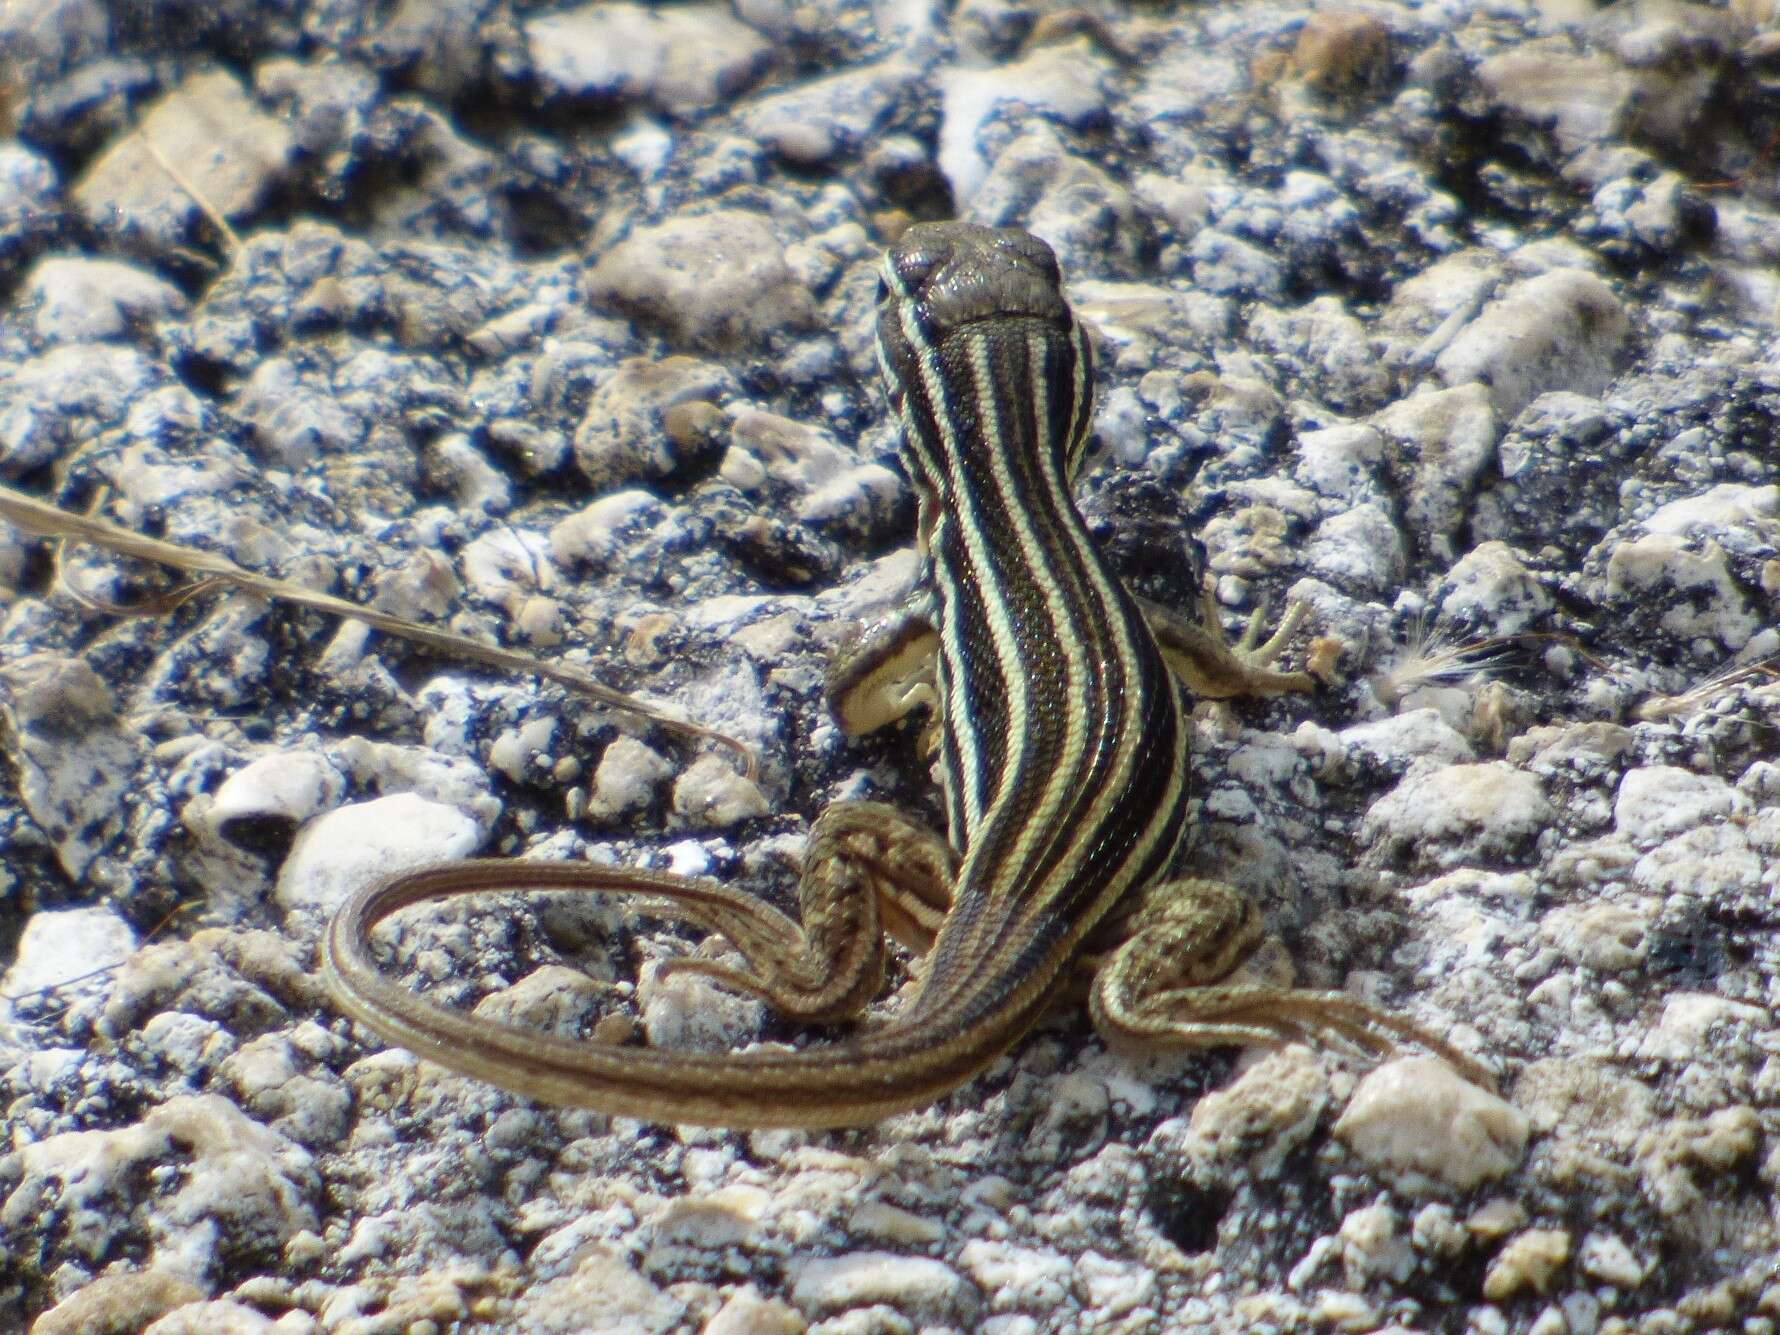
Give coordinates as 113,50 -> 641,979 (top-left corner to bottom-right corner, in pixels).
72,68 -> 296,244
1611,765 -> 1746,845
0,655 -> 140,879
739,58 -> 915,166
938,43 -> 1113,207
1303,503 -> 1406,595
703,1285 -> 806,1335
850,1199 -> 947,1248
29,1269 -> 205,1335
1,905 -> 136,1005
974,126 -> 1140,273
1640,480 -> 1780,538
1577,1230 -> 1647,1289
1359,761 -> 1551,870
215,1029 -> 352,1149
1538,902 -> 1649,972
1481,1227 -> 1571,1301
1604,533 -> 1761,652
1630,822 -> 1762,899
549,489 -> 671,569
326,733 -> 503,818
273,792 -> 485,915
526,1249 -> 684,1334
2,1094 -> 317,1284
789,1251 -> 978,1323
1635,993 -> 1766,1064
1371,383 -> 1500,561
1636,1106 -> 1763,1220
588,212 -> 819,353
639,951 -> 765,1054
1333,710 -> 1475,771
23,255 -> 187,342
0,342 -> 160,472
524,2 -> 774,119
458,524 -> 556,608
1435,269 -> 1629,419
587,735 -> 674,821
1437,540 -> 1552,636
573,356 -> 738,491
1174,1046 -> 1331,1177
727,406 -> 856,492
233,357 -> 363,469
956,1239 -> 1074,1313
1333,1058 -> 1530,1193
1336,1202 -> 1414,1286
1512,1056 -> 1656,1152
671,753 -> 771,829
141,1298 -> 288,1333
1293,423 -> 1386,504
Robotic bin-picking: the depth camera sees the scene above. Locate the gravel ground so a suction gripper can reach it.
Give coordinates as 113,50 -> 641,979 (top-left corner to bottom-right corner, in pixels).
2,1 -> 1779,1332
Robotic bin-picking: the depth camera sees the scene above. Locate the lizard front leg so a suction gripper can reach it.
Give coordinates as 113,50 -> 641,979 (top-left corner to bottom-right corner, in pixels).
1137,582 -> 1323,700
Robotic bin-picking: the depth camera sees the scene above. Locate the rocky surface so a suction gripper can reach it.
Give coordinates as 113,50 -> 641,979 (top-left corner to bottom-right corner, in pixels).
1,0 -> 1778,1331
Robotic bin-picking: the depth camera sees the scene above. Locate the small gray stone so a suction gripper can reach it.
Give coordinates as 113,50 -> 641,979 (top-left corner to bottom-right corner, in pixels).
588,211 -> 818,352
526,2 -> 774,118
1372,383 -> 1501,561
1435,269 -> 1629,419
573,356 -> 738,490
274,793 -> 485,915
24,255 -> 186,342
0,343 -> 159,472
1361,760 -> 1551,871
72,68 -> 296,247
1334,1058 -> 1529,1193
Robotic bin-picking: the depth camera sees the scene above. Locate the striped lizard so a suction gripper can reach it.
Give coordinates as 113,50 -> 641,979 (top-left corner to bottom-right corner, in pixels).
321,222 -> 1486,1126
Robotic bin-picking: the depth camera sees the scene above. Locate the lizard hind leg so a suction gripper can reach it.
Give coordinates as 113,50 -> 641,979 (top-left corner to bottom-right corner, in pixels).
1087,875 -> 1492,1086
658,800 -> 957,1025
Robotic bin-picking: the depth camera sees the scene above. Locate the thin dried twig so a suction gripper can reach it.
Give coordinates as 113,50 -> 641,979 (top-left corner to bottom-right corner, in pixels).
135,123 -> 241,253
0,484 -> 758,778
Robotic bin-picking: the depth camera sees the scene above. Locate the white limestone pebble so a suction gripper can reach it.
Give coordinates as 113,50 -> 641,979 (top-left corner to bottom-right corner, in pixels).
274,792 -> 484,914
1360,761 -> 1551,870
207,751 -> 347,834
23,255 -> 187,342
72,69 -> 296,245
587,736 -> 673,821
1334,1058 -> 1530,1193
1612,765 -> 1745,846
790,1251 -> 978,1322
671,754 -> 770,829
1,906 -> 137,1008
587,211 -> 818,353
525,2 -> 773,118
1436,269 -> 1629,418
